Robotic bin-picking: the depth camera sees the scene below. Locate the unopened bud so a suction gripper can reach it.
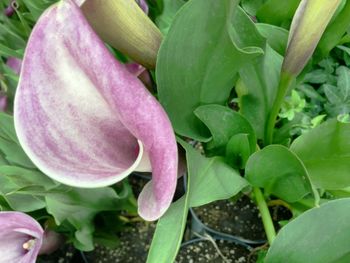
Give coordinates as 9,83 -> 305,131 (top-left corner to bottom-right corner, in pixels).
81,0 -> 161,69
282,0 -> 341,76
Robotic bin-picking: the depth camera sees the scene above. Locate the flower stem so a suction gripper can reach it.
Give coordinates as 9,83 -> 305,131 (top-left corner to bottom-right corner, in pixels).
264,73 -> 294,145
253,187 -> 276,245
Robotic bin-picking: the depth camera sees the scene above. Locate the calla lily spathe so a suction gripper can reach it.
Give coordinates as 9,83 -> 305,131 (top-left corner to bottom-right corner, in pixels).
0,212 -> 43,263
14,0 -> 178,221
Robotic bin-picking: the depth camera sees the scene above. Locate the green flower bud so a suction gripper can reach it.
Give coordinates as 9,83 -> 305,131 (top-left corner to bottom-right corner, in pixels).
81,0 -> 162,69
282,0 -> 342,76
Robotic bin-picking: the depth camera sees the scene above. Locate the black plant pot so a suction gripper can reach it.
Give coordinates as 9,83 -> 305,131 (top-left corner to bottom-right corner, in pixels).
190,196 -> 267,246
181,172 -> 266,246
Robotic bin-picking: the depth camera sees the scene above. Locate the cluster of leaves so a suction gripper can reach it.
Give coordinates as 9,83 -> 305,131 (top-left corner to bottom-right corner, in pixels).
277,53 -> 350,139
0,0 -> 138,251
146,0 -> 350,262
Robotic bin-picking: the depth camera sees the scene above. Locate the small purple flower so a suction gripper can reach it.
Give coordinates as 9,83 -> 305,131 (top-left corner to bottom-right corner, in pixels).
0,212 -> 43,263
4,1 -> 18,17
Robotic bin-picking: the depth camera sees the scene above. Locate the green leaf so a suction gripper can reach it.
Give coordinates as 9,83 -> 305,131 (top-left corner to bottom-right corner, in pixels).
241,0 -> 266,16
157,0 -> 262,140
74,225 -> 94,251
226,133 -> 251,169
0,165 -> 58,212
194,104 -> 256,154
0,137 -> 35,168
155,0 -> 185,35
239,45 -> 283,139
315,0 -> 350,60
256,0 -> 300,26
266,198 -> 350,263
21,0 -> 54,21
0,43 -> 23,58
46,187 -> 127,251
0,165 -> 57,192
324,84 -> 343,104
3,194 -> 46,212
147,197 -> 188,263
303,69 -> 331,84
185,148 -> 248,207
336,66 -> 350,100
0,112 -> 19,143
290,119 -> 350,189
0,113 -> 35,168
245,145 -> 314,202
230,6 -> 283,140
147,139 -> 248,263
256,23 -> 288,55
337,45 -> 350,57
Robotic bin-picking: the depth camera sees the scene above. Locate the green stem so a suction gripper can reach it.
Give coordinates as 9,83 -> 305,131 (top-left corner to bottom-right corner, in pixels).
253,187 -> 276,245
264,73 -> 294,145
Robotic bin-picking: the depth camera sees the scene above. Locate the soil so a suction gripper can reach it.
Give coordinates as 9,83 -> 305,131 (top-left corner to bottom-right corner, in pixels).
37,245 -> 78,263
84,221 -> 156,263
175,239 -> 256,263
192,195 -> 266,242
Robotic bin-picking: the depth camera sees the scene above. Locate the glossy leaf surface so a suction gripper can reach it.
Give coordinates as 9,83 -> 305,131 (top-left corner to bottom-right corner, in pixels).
246,145 -> 313,202
266,198 -> 350,263
290,119 -> 350,189
157,0 -> 262,140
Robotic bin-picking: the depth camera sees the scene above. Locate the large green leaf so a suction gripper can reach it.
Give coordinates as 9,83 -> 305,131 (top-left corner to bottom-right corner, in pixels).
4,194 -> 46,212
0,112 -> 18,143
256,0 -> 300,26
238,45 -> 283,139
194,104 -> 256,155
157,0 -> 262,140
241,0 -> 266,16
256,23 -> 288,56
147,139 -> 248,263
315,0 -> 350,60
0,165 -> 58,212
0,137 -> 35,168
0,165 -> 57,192
245,145 -> 314,203
227,6 -> 283,140
290,119 -> 350,189
226,133 -> 251,169
0,113 -> 35,168
155,0 -> 185,35
46,187 -> 127,251
266,198 -> 350,263
146,196 -> 188,263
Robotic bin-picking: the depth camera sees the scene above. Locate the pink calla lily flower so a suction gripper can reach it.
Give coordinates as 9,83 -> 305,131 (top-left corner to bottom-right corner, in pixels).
14,0 -> 178,221
0,212 -> 43,263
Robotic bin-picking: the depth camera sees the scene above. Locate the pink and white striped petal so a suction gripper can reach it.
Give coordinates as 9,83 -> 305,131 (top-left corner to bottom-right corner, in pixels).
14,0 -> 177,220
